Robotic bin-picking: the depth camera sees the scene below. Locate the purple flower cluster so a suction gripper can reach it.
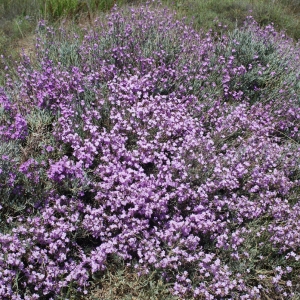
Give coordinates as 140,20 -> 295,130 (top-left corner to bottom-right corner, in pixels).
0,3 -> 299,299
0,88 -> 28,141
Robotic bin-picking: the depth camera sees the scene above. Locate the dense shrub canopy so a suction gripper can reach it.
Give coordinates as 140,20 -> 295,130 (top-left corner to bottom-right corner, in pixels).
0,3 -> 299,299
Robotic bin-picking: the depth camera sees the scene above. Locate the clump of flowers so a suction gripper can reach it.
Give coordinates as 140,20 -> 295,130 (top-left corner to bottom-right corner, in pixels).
0,2 -> 299,299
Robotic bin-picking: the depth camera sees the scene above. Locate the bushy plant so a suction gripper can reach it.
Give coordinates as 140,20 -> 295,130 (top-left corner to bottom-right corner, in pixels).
0,2 -> 299,299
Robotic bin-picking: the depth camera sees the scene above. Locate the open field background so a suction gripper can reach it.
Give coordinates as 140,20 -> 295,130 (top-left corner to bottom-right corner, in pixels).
0,0 -> 299,299
0,0 -> 299,64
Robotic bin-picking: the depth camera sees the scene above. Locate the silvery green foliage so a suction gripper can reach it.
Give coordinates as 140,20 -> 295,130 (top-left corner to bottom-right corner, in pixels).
0,3 -> 299,299
0,141 -> 22,226
220,17 -> 299,105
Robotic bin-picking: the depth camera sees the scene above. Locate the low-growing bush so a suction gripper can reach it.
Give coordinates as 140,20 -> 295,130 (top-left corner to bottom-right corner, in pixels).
0,2 -> 299,299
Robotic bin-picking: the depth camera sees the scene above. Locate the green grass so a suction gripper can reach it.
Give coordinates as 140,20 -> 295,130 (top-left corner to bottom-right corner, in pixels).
160,0 -> 300,41
84,255 -> 179,300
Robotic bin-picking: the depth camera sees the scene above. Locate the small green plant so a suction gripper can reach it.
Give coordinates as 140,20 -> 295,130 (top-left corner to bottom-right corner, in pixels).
41,0 -> 81,20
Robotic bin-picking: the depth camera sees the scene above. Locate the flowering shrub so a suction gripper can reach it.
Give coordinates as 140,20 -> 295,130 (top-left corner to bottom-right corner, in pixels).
0,2 -> 299,299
